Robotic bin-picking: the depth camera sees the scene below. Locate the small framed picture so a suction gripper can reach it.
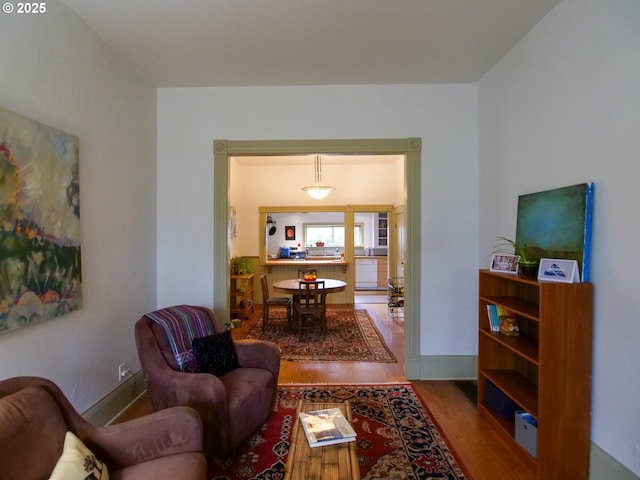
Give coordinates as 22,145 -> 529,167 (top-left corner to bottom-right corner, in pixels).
285,226 -> 296,240
490,254 -> 520,274
538,258 -> 580,283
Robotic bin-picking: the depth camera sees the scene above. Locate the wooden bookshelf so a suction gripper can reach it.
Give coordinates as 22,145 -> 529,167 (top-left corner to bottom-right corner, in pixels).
477,269 -> 593,478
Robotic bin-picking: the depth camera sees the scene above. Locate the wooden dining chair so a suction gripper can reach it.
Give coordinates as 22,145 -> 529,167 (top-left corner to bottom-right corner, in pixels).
293,268 -> 317,322
260,274 -> 292,330
296,280 -> 326,340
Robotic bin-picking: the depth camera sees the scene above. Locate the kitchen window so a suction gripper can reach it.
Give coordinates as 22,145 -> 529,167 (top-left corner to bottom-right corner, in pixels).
304,223 -> 364,247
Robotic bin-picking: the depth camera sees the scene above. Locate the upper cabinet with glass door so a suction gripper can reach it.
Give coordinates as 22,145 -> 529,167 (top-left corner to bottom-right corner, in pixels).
377,212 -> 388,246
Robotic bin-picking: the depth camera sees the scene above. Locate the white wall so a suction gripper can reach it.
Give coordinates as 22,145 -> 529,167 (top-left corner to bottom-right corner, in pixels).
0,0 -> 157,411
157,84 -> 479,356
479,0 -> 640,474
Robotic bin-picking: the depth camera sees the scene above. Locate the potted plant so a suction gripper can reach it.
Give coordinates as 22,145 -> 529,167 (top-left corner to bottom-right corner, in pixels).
492,236 -> 538,278
230,256 -> 252,275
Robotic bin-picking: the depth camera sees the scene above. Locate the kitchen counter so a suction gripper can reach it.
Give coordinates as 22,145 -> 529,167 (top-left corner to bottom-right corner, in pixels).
265,259 -> 347,266
263,259 -> 348,273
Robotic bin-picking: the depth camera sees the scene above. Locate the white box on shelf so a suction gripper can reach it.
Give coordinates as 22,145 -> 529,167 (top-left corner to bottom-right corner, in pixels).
515,410 -> 538,458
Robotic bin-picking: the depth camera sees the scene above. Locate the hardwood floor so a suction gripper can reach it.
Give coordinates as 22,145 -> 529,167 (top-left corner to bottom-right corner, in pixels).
270,302 -> 406,384
115,301 -> 534,480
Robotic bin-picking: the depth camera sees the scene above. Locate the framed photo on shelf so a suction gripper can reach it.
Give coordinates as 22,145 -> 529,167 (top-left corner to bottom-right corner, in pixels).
285,226 -> 296,240
537,258 -> 580,283
490,254 -> 520,274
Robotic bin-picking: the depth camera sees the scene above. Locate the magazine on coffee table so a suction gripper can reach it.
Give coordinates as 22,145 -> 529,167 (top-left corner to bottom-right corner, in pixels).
299,408 -> 357,447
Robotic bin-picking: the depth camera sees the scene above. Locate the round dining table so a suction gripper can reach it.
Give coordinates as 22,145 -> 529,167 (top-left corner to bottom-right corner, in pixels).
272,278 -> 347,295
272,278 -> 347,335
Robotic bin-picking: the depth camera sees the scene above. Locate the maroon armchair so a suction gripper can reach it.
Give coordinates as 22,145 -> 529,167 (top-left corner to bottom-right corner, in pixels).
135,305 -> 280,460
0,376 -> 206,480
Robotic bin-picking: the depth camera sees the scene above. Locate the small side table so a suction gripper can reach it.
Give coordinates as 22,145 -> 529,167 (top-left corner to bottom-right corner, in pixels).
284,400 -> 360,480
230,273 -> 254,319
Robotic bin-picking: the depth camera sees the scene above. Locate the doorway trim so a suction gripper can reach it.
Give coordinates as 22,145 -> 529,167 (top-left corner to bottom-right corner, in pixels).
213,138 -> 421,378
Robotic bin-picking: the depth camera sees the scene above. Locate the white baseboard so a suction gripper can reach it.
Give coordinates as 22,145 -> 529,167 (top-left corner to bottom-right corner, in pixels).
590,442 -> 639,479
82,370 -> 145,426
413,354 -> 477,380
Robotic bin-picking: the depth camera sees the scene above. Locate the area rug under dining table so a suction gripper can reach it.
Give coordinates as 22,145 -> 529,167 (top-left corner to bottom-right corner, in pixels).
208,383 -> 468,480
242,307 -> 397,363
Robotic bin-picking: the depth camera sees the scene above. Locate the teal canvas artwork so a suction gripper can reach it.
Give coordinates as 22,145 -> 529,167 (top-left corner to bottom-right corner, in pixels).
0,107 -> 82,335
516,183 -> 593,282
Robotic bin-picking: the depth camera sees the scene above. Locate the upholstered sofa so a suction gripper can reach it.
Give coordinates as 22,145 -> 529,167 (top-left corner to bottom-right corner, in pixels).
0,376 -> 207,480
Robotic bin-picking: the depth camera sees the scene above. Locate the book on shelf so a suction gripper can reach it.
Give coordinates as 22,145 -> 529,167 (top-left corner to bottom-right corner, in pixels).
486,304 -> 500,332
495,305 -> 509,318
493,305 -> 520,337
298,408 -> 357,448
487,304 -> 519,335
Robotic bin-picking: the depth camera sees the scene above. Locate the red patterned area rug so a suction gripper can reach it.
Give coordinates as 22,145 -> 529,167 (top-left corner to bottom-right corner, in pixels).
242,308 -> 396,362
208,384 -> 467,480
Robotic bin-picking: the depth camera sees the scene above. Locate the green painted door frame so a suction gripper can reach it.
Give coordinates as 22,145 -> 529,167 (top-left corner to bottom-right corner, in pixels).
213,138 -> 421,378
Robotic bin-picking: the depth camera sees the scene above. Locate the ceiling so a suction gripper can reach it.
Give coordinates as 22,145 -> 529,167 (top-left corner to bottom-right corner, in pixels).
61,0 -> 560,88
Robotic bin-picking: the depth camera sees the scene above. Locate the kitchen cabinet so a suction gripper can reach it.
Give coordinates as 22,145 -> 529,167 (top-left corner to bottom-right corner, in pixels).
376,256 -> 388,288
377,213 -> 388,246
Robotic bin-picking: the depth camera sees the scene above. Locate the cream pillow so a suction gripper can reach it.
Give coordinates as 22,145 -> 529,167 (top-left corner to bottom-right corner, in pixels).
49,431 -> 109,480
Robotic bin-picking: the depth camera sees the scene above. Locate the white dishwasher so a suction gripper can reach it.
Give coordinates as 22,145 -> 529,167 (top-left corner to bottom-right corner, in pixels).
355,258 -> 378,289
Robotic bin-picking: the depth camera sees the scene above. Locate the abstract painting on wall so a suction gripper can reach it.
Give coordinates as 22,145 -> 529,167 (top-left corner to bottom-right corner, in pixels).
0,107 -> 82,335
516,182 -> 594,282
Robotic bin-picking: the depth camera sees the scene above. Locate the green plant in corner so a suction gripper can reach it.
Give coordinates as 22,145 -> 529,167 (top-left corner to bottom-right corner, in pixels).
230,256 -> 252,275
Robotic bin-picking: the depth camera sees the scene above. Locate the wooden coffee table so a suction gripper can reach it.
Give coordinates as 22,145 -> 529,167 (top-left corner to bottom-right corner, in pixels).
284,400 -> 360,480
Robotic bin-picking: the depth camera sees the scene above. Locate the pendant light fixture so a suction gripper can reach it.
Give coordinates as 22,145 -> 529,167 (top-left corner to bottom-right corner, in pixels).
302,155 -> 335,200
